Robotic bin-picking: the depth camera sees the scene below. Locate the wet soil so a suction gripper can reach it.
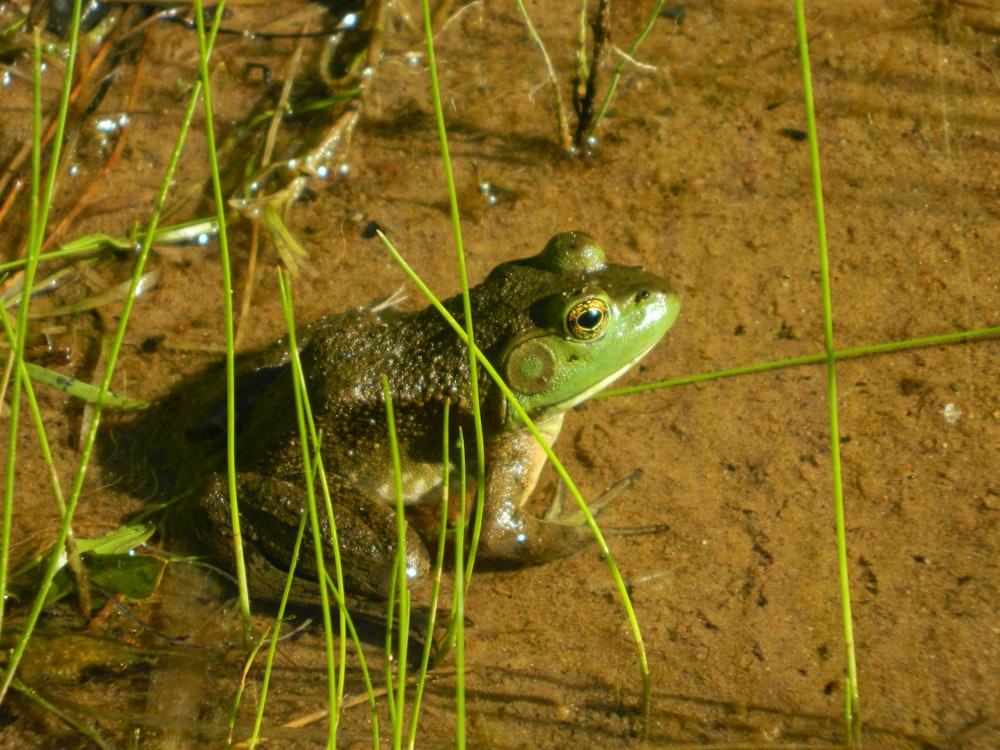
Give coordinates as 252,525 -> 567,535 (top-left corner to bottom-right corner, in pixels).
1,0 -> 998,747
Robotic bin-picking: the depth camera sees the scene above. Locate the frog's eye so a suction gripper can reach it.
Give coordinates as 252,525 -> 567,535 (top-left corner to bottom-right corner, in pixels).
566,297 -> 610,340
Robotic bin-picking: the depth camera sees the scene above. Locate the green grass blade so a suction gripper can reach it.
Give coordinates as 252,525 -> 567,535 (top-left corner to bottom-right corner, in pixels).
407,402 -> 451,750
244,502 -> 306,745
0,32 -> 204,705
272,284 -> 363,739
794,1 -> 861,744
191,0 -> 254,644
0,29 -> 49,653
420,0 -> 489,594
10,677 -> 112,749
229,631 -> 271,744
514,0 -> 572,151
276,270 -> 342,747
18,362 -> 149,409
602,325 -> 1000,399
453,428 -> 467,750
381,377 -> 412,750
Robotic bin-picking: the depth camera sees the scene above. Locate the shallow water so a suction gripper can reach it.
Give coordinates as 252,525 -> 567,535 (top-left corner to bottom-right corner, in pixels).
1,0 -> 998,747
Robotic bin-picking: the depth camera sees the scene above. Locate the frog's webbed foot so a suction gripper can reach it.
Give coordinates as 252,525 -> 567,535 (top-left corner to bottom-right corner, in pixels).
543,471 -> 638,525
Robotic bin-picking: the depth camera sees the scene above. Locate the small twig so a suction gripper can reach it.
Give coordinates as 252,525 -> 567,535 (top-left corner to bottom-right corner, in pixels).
573,0 -> 611,149
514,0 -> 572,152
613,45 -> 657,71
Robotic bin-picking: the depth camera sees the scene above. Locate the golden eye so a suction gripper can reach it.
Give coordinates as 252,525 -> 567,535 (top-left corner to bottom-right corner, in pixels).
566,298 -> 610,340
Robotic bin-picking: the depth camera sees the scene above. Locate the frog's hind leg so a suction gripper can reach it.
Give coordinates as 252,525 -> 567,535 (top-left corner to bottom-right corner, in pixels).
195,472 -> 429,604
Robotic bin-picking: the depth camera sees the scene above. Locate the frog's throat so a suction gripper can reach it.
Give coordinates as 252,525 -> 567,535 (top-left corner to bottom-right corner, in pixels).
553,337 -> 662,414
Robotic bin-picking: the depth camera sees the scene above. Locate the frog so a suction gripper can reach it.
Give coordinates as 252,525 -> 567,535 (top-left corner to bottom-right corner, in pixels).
147,231 -> 680,605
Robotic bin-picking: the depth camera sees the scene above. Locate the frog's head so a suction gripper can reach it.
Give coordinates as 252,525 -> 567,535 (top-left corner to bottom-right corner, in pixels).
494,231 -> 680,426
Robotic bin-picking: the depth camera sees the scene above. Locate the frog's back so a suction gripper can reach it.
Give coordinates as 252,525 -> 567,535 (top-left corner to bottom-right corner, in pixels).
232,304 -> 477,487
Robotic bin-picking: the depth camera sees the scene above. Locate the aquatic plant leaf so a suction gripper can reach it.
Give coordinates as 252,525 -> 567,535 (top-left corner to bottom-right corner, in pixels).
84,552 -> 167,600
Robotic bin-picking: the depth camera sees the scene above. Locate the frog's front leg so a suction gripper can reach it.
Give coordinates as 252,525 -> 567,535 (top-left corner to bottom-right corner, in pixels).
196,472 -> 429,604
477,421 -> 601,564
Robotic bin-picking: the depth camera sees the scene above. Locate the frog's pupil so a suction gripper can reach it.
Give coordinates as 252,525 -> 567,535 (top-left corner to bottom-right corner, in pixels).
578,309 -> 603,329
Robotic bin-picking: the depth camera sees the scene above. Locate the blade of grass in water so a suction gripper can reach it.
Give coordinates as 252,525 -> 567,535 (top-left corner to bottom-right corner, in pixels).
382,376 -> 414,750
18,362 -> 150,409
9,677 -> 112,750
417,0 -> 649,731
794,1 -> 861,744
243,272 -> 382,746
514,0 -> 572,151
602,325 -> 1000,399
452,427 -> 467,749
0,218 -> 220,278
228,632 -> 270,745
191,0 -> 254,644
0,30 -> 205,704
407,401 -> 452,749
419,0 -> 488,594
1,33 -> 55,650
266,270 -> 379,746
277,270 -> 345,746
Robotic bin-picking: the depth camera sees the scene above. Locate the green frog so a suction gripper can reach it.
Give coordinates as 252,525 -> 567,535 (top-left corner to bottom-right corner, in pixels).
156,231 -> 679,604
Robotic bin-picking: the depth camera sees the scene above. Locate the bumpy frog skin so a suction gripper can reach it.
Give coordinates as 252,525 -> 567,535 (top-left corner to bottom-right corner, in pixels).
156,232 -> 680,604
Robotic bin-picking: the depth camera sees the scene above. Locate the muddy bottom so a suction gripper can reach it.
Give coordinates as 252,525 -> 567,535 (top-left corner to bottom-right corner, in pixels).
1,0 -> 998,747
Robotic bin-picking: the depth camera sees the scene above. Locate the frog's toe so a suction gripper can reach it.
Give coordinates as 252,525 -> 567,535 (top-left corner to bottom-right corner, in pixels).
544,471 -> 638,525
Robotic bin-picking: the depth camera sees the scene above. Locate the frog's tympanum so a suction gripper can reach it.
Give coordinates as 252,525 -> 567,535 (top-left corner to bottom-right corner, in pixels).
139,232 -> 680,604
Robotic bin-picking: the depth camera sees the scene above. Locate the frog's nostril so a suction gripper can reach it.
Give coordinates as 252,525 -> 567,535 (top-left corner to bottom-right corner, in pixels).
634,290 -> 650,303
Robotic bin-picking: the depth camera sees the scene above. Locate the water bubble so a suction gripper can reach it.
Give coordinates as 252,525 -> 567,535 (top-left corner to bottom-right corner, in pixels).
95,113 -> 130,134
